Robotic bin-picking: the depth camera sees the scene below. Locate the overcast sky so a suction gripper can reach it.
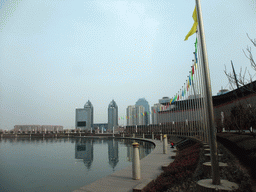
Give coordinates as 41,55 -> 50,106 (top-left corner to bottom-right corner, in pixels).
1,0 -> 255,130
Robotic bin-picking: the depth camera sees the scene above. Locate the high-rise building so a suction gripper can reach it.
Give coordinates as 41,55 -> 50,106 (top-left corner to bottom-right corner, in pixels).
126,105 -> 135,126
108,100 -> 118,131
135,105 -> 145,125
151,103 -> 162,124
135,98 -> 150,125
126,105 -> 145,126
75,100 -> 94,130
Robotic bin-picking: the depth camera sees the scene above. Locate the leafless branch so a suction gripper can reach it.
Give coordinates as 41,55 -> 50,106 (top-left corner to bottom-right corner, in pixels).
247,33 -> 256,47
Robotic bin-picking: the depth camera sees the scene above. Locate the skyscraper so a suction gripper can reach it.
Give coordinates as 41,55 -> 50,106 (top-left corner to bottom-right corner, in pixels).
151,103 -> 161,124
135,98 -> 150,125
108,100 -> 118,131
126,105 -> 145,126
75,100 -> 93,130
126,105 -> 135,126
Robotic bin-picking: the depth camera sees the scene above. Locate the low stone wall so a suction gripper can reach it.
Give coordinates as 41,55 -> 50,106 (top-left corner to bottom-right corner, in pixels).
217,133 -> 256,180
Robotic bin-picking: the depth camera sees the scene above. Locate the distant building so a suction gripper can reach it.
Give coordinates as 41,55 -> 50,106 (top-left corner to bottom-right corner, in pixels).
159,97 -> 171,104
135,98 -> 150,125
151,103 -> 162,124
13,125 -> 63,132
75,100 -> 94,130
93,123 -> 108,131
217,88 -> 229,95
126,105 -> 145,126
108,100 -> 118,130
126,105 -> 135,126
157,81 -> 256,132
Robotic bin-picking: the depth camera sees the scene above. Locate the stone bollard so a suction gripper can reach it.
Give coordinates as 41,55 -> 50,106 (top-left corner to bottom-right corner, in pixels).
160,133 -> 163,142
142,133 -> 145,138
132,142 -> 141,180
152,132 -> 154,140
163,135 -> 167,154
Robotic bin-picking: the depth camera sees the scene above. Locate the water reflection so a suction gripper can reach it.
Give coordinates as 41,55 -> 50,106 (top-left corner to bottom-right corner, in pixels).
72,138 -> 154,169
107,139 -> 119,170
0,137 -> 155,171
75,139 -> 94,170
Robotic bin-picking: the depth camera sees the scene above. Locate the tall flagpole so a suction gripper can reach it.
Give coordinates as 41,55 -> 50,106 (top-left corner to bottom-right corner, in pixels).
195,0 -> 220,185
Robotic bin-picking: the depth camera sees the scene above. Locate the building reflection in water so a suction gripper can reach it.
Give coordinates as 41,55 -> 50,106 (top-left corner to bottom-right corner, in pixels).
1,137 -> 154,170
107,139 -> 119,171
75,139 -> 94,170
125,140 -> 154,162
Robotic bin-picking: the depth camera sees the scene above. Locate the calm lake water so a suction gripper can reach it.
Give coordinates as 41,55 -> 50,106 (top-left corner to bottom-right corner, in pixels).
0,137 -> 154,192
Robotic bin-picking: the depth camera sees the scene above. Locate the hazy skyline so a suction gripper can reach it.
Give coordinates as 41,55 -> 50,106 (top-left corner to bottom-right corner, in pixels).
1,0 -> 256,130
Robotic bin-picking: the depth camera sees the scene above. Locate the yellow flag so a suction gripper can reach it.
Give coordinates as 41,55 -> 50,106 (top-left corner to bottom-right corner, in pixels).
184,6 -> 198,41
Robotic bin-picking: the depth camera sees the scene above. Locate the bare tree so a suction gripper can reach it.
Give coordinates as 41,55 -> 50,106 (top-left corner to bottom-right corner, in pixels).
224,34 -> 256,90
223,34 -> 256,137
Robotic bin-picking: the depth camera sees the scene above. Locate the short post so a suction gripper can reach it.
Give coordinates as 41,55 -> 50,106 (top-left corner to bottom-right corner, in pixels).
160,133 -> 163,142
142,133 -> 145,138
152,132 -> 154,140
132,142 -> 141,180
163,134 -> 167,154
133,133 -> 135,138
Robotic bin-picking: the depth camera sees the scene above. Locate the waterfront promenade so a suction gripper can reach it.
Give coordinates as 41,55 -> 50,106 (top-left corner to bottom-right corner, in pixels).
73,137 -> 177,192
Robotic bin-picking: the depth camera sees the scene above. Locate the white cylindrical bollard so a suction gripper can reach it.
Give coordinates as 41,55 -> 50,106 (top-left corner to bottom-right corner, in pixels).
152,132 -> 154,140
142,133 -> 145,138
132,142 -> 141,180
163,135 -> 167,154
160,133 -> 163,142
133,133 -> 135,138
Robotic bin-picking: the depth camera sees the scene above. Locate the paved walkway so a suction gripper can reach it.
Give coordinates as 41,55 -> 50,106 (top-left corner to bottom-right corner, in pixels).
73,137 -> 177,192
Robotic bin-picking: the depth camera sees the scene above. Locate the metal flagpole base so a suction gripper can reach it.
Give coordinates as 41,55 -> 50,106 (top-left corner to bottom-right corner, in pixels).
196,179 -> 238,192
